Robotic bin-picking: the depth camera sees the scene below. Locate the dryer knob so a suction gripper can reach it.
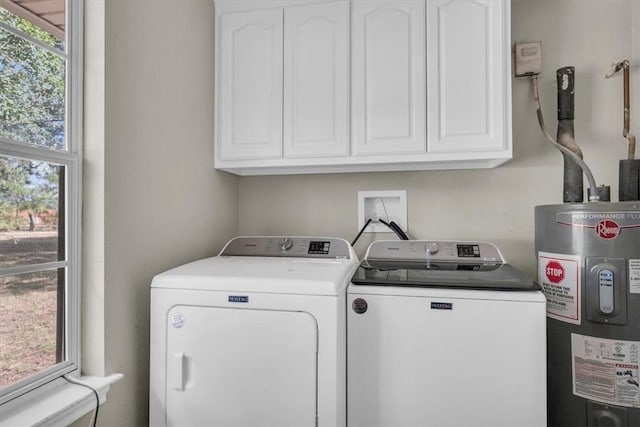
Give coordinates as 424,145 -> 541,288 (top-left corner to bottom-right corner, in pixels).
280,238 -> 293,251
425,242 -> 439,255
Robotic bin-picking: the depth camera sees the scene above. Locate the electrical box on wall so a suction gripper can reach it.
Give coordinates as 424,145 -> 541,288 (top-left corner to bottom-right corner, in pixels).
357,191 -> 407,233
513,41 -> 542,77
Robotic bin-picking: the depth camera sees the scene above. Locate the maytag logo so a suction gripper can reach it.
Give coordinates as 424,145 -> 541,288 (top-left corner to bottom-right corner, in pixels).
228,295 -> 249,303
431,302 -> 453,310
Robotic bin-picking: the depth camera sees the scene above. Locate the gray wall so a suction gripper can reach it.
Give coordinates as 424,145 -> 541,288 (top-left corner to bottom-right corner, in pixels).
83,0 -> 638,425
239,0 -> 638,279
83,0 -> 238,426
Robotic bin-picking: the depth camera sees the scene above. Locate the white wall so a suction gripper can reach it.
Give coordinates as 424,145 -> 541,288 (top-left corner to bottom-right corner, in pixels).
239,0 -> 637,279
83,0 -> 238,425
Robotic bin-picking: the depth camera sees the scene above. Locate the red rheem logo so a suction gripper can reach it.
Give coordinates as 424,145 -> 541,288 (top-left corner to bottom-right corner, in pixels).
546,261 -> 565,284
596,220 -> 620,239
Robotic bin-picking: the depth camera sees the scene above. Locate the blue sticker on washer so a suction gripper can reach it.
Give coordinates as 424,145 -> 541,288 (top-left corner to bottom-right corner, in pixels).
229,295 -> 249,303
431,302 -> 453,310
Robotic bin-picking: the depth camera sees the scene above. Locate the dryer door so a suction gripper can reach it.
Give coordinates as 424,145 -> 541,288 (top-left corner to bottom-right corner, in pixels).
165,306 -> 318,427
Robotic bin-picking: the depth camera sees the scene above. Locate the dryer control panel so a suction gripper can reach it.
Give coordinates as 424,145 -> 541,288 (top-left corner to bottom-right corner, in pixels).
365,240 -> 505,263
220,237 -> 353,259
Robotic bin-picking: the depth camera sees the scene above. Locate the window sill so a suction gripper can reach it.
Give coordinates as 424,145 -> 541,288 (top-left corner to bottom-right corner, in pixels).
0,373 -> 123,427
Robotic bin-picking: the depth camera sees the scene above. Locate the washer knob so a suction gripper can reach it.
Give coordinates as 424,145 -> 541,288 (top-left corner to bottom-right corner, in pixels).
280,238 -> 293,251
425,242 -> 439,255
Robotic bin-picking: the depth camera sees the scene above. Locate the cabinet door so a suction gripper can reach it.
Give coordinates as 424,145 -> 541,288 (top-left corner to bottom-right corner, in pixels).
352,0 -> 426,155
426,0 -> 508,153
217,9 -> 283,160
284,2 -> 349,158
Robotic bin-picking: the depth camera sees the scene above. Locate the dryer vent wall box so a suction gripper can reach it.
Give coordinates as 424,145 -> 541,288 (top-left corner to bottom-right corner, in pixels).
357,190 -> 407,233
149,237 -> 358,427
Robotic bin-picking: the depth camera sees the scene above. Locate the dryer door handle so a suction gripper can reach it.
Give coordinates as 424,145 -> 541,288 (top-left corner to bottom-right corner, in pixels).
172,352 -> 186,390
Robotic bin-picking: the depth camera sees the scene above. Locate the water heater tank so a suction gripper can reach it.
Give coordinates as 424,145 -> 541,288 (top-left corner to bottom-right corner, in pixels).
535,202 -> 640,426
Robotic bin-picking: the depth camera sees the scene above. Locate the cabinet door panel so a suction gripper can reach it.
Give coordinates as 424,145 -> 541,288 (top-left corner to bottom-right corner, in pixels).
284,2 -> 349,158
218,9 -> 283,160
352,1 -> 426,155
427,0 -> 507,153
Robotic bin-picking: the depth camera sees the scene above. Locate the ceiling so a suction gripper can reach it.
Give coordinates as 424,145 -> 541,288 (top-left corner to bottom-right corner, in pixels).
1,0 -> 64,40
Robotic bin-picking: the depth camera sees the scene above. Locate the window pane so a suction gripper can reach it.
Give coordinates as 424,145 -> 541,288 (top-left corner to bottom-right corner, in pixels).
0,12 -> 66,149
0,230 -> 59,268
0,269 -> 63,388
0,0 -> 74,402
0,156 -> 62,268
0,8 -> 65,49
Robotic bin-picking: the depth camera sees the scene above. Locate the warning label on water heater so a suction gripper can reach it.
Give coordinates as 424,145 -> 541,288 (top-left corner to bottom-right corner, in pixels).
572,333 -> 640,408
538,252 -> 581,325
629,259 -> 640,294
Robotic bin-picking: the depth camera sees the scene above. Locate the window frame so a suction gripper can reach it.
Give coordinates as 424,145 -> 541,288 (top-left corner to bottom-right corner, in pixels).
0,0 -> 83,405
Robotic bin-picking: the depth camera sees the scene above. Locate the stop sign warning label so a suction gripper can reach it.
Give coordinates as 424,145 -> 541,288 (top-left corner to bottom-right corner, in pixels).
538,252 -> 581,325
546,261 -> 565,283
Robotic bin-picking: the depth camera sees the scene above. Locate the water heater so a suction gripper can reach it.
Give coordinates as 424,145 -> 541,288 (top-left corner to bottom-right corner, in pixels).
535,202 -> 640,426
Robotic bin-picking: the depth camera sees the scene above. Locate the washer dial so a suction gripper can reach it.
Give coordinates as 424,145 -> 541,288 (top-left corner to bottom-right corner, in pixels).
425,242 -> 439,255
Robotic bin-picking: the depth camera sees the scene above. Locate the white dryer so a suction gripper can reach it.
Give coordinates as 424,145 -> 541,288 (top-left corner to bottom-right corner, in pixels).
347,240 -> 547,427
149,237 -> 358,427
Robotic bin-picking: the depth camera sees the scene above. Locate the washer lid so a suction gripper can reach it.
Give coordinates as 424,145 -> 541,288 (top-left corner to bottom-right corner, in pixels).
351,260 -> 540,292
353,240 -> 539,291
151,255 -> 358,296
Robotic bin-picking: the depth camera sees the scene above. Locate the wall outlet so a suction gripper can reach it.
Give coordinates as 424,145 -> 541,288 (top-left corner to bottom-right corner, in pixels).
514,41 -> 542,77
357,191 -> 407,234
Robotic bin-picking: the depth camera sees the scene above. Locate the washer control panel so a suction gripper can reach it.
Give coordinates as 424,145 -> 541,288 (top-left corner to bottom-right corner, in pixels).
364,240 -> 504,263
220,237 -> 352,259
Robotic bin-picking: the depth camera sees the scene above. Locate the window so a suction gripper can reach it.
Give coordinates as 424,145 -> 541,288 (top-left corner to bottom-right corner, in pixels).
0,0 -> 82,404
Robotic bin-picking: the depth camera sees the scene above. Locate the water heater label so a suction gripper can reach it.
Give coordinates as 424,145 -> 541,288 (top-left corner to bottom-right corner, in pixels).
571,333 -> 640,408
630,259 -> 640,294
556,211 -> 640,239
538,252 -> 581,325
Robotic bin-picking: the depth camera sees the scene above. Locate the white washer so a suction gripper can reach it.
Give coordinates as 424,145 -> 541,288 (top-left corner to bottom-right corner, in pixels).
149,237 -> 358,427
347,240 -> 547,427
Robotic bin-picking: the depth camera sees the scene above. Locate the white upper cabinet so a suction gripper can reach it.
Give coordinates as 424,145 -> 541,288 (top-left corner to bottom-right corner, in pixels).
216,1 -> 349,164
214,0 -> 512,175
426,0 -> 508,153
352,0 -> 426,155
217,9 -> 283,160
284,2 -> 349,158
